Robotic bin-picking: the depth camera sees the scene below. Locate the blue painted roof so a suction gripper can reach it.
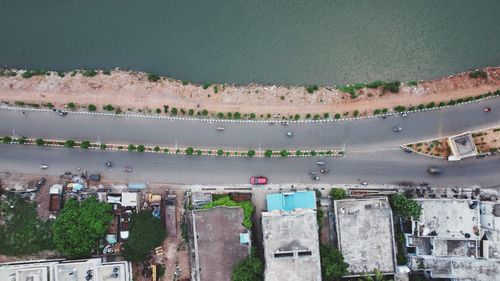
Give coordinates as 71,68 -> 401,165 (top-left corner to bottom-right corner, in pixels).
266,191 -> 316,211
240,233 -> 250,244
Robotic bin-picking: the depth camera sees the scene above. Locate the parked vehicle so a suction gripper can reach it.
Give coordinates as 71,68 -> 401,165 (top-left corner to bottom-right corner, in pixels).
105,162 -> 113,167
49,184 -> 63,212
393,126 -> 402,132
311,175 -> 320,181
484,107 -> 492,112
361,181 -> 368,186
401,112 -> 408,117
286,131 -> 294,137
123,166 -> 133,173
40,164 -> 49,169
250,176 -> 267,185
216,127 -> 225,131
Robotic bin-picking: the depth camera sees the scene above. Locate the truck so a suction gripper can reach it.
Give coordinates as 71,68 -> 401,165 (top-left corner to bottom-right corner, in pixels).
49,184 -> 63,212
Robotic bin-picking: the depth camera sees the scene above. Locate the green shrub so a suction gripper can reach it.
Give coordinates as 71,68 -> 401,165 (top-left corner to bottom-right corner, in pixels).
310,150 -> 317,156
294,114 -> 300,120
373,109 -> 381,115
21,69 -> 47,78
2,136 -> 12,144
217,149 -> 224,156
80,141 -> 91,149
213,85 -> 219,93
217,112 -> 224,119
136,145 -> 145,152
426,102 -> 435,109
447,99 -> 456,106
438,101 -> 446,107
469,70 -> 487,79
247,150 -> 256,157
383,81 -> 401,93
394,105 -> 406,112
390,194 -> 422,219
82,69 -> 97,77
171,107 -> 177,116
295,150 -> 302,156
334,113 -> 341,119
234,112 -> 241,119
250,113 -> 256,119
381,108 -> 388,113
202,109 -> 208,116
14,101 -> 25,106
66,102 -> 76,110
188,109 -> 194,116
196,149 -> 202,156
128,144 -> 136,151
366,80 -> 384,88
147,73 -> 160,82
57,71 -> 65,78
64,140 -> 75,148
264,150 -> 273,158
226,112 -> 232,119
407,81 -> 418,86
35,138 -> 45,146
185,147 -> 194,155
306,85 -> 319,93
280,150 -> 289,157
87,104 -> 97,112
353,110 -> 359,117
417,104 -> 425,110
102,70 -> 111,75
181,80 -> 189,85
202,82 -> 212,89
100,143 -> 107,150
103,104 -> 115,111
313,114 -> 320,120
306,113 -> 311,119
330,188 -> 347,200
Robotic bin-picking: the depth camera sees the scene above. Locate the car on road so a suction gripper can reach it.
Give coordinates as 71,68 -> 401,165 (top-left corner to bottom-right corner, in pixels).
311,175 -> 319,181
105,162 -> 113,167
393,126 -> 402,132
401,112 -> 408,117
40,164 -> 49,169
286,131 -> 294,137
403,147 -> 413,153
484,107 -> 492,112
123,166 -> 133,173
281,121 -> 289,126
320,168 -> 329,174
361,181 -> 368,186
216,127 -> 225,131
250,176 -> 267,185
316,160 -> 325,166
428,167 -> 443,174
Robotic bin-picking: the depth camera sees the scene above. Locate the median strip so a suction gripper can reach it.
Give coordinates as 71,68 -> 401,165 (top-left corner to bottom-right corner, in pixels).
0,137 -> 344,158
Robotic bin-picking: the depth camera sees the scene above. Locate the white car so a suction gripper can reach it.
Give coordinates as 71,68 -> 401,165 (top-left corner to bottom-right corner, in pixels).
40,164 -> 49,169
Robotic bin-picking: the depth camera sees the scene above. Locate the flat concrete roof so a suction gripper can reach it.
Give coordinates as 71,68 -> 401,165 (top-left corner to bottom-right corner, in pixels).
334,197 -> 396,275
415,199 -> 480,240
192,206 -> 248,281
0,259 -> 131,281
262,210 -> 321,281
418,257 -> 500,280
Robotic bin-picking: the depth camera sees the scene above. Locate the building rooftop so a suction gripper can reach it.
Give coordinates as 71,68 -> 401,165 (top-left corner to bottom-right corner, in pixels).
191,206 -> 249,281
414,199 -> 480,240
262,209 -> 321,281
334,197 -> 396,276
412,257 -> 500,280
266,191 -> 316,211
0,259 -> 131,281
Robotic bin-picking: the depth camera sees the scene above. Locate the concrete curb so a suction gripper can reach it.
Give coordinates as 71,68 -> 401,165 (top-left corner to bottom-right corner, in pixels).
1,92 -> 498,124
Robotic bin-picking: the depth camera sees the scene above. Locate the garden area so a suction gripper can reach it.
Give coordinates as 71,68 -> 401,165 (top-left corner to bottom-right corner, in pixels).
405,138 -> 450,158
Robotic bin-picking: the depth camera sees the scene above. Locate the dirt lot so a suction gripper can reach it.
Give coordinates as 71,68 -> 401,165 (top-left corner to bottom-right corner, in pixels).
0,67 -> 499,118
473,128 -> 500,153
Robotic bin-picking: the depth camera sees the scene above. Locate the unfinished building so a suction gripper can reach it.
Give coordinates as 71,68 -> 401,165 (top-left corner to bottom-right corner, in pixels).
189,206 -> 250,281
334,197 -> 396,277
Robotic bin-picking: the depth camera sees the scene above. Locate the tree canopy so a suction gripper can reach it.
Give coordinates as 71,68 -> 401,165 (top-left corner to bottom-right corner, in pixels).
389,194 -> 422,219
122,211 -> 166,262
320,245 -> 349,281
231,249 -> 263,281
0,194 -> 54,255
330,188 -> 347,200
52,197 -> 112,258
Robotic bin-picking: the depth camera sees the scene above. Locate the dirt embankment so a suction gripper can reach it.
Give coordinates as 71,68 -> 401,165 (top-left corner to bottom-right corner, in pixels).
0,67 -> 499,117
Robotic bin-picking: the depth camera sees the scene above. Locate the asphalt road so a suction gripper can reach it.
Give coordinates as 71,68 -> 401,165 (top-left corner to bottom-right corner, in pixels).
1,98 -> 499,151
1,144 -> 499,187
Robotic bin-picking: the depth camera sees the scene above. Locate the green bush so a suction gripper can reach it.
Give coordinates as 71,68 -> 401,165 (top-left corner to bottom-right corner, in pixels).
80,140 -> 91,149
202,82 -> 212,89
185,147 -> 194,155
313,114 -> 320,120
279,150 -> 289,157
407,80 -> 418,86
250,113 -> 256,119
438,101 -> 446,107
306,85 -> 319,93
306,113 -> 311,119
100,143 -> 107,150
320,245 -> 349,280
188,109 -> 194,116
247,150 -> 256,157
234,112 -> 241,119
82,69 -> 97,77
383,81 -> 401,93
182,80 -> 189,85
330,188 -> 347,200
417,104 -> 425,110
294,114 -> 301,120
196,149 -> 202,156
147,73 -> 161,82
381,108 -> 388,113
469,70 -> 487,79
323,112 -> 330,119
128,144 -> 136,151
353,110 -> 359,117
374,109 -> 381,115
171,107 -> 177,116
213,85 -> 219,93
202,109 -> 208,116
35,138 -> 45,146
64,140 -> 76,148
310,150 -> 317,156
366,80 -> 384,88
394,105 -> 406,112
21,69 -> 47,78
217,112 -> 224,119
17,136 -> 28,144
2,136 -> 12,144
295,150 -> 302,156
334,113 -> 340,119
66,102 -> 76,110
264,149 -> 273,158
57,71 -> 65,78
137,145 -> 145,152
87,104 -> 97,112
217,149 -> 224,156
426,102 -> 435,109
103,104 -> 115,111
231,248 -> 263,281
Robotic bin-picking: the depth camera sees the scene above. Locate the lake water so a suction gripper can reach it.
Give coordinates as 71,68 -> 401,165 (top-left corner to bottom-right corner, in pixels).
0,0 -> 499,85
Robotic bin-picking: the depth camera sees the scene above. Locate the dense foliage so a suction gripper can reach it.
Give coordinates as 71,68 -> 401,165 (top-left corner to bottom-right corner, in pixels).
320,244 -> 349,281
122,211 -> 166,261
202,196 -> 254,229
330,188 -> 347,200
53,197 -> 112,258
231,249 -> 263,281
390,193 -> 422,219
0,194 -> 54,255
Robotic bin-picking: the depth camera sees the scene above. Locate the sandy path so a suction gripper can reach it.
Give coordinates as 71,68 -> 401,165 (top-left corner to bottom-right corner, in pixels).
0,67 -> 499,117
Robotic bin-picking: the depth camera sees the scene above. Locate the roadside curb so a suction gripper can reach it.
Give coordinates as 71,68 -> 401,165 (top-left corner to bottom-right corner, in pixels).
1,93 -> 498,124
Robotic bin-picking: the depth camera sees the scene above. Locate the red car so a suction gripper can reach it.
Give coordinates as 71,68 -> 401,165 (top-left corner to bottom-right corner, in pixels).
250,176 -> 267,185
484,107 -> 492,112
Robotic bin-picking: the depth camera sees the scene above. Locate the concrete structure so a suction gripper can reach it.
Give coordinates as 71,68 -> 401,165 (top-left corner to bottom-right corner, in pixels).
405,199 -> 500,280
191,192 -> 212,209
0,258 -> 132,281
334,197 -> 396,276
266,191 -> 316,211
190,206 -> 250,281
447,132 -> 478,161
262,209 -> 322,281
